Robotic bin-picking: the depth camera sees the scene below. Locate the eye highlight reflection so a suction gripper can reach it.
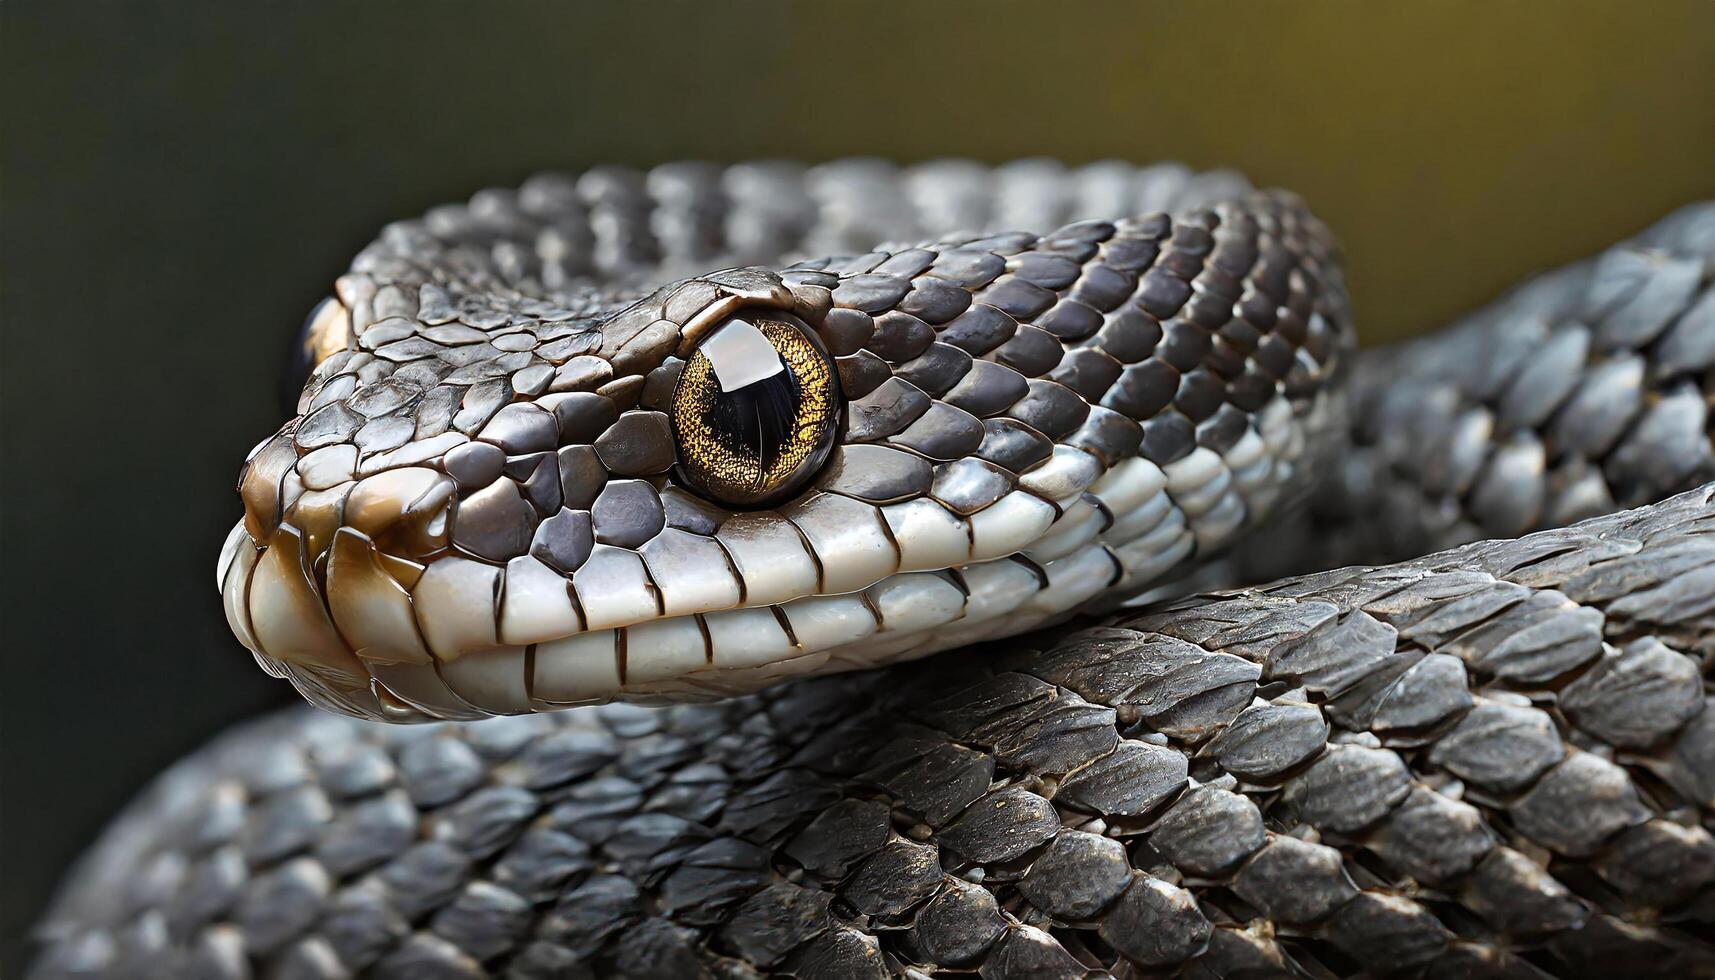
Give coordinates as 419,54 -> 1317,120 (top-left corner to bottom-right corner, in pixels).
671,313 -> 839,508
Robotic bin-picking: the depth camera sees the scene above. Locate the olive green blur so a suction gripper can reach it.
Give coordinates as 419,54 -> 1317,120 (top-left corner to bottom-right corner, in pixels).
3,1 -> 1712,971
12,3 -> 1715,343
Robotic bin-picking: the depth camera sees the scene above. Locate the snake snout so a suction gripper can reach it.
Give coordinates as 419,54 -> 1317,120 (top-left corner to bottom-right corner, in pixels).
228,430 -> 471,720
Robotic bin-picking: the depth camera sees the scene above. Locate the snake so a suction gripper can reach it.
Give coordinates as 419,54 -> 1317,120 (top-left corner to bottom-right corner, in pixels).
29,161 -> 1715,978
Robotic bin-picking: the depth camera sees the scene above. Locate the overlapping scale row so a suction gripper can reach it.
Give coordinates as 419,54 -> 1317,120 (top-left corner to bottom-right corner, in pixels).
1239,200 -> 1715,582
221,161 -> 1352,721
43,484 -> 1715,979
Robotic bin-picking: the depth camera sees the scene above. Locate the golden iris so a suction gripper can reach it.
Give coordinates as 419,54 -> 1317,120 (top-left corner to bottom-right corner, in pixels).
671,314 -> 838,508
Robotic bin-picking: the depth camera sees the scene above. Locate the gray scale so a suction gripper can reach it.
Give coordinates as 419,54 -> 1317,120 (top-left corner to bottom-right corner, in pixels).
38,165 -> 1715,977
1230,204 -> 1715,584
53,482 -> 1715,975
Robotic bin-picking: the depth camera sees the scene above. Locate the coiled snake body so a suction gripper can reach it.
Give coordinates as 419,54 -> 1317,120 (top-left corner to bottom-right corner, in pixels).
32,162 -> 1715,978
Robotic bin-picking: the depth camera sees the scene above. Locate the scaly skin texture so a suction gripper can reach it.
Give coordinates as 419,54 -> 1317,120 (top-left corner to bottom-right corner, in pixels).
220,161 -> 1352,720
33,175 -> 1715,978
34,486 -> 1715,979
1224,201 -> 1715,587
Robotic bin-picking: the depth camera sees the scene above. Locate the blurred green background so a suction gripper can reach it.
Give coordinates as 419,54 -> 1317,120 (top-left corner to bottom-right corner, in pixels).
4,0 -> 1713,970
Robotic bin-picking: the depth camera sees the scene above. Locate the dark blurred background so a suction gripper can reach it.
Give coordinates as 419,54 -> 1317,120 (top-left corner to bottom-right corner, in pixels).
3,0 -> 1713,970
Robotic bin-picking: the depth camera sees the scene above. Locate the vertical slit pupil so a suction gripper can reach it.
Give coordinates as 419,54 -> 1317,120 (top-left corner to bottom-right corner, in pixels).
672,312 -> 839,509
709,368 -> 801,490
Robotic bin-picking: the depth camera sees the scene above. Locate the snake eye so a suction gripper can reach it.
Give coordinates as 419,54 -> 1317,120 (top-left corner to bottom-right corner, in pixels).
671,312 -> 839,508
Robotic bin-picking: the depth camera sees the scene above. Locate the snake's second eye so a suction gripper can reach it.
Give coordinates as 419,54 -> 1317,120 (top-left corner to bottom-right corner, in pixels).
671,313 -> 839,509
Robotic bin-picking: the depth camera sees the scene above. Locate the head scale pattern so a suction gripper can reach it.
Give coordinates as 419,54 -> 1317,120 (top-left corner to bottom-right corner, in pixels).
218,160 -> 1353,722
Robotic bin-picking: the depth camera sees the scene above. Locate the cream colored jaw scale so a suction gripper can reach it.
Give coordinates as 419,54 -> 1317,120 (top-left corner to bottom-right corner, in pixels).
220,390 -> 1323,709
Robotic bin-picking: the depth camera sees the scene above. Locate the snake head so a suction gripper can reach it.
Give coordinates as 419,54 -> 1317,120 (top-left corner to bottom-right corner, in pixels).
219,165 -> 1350,721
